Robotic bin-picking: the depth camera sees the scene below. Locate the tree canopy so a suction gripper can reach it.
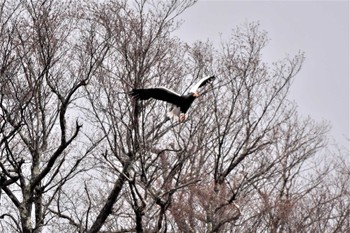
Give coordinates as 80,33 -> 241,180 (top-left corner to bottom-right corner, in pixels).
0,0 -> 348,232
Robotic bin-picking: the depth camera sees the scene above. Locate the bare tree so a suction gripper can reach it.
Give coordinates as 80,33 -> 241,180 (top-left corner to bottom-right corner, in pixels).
1,1 -> 348,233
81,1 -> 197,232
163,23 -> 348,233
0,0 -> 108,232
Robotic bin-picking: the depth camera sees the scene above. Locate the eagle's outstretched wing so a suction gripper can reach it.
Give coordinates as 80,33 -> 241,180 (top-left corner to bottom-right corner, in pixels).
188,75 -> 215,94
129,87 -> 183,106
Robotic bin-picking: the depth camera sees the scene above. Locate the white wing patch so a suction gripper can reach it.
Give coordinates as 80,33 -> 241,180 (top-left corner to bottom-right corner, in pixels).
188,76 -> 213,93
157,86 -> 182,97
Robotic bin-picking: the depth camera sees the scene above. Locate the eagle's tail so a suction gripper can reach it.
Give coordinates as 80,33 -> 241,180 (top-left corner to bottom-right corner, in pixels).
167,107 -> 181,120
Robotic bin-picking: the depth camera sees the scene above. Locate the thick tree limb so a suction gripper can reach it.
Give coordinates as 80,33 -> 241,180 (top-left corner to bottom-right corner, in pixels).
87,158 -> 132,233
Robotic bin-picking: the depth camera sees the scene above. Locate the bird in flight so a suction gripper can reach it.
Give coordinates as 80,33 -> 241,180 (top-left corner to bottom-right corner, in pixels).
129,75 -> 215,122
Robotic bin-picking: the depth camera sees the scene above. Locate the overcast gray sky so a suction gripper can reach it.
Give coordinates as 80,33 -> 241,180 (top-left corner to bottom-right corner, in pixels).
174,0 -> 349,151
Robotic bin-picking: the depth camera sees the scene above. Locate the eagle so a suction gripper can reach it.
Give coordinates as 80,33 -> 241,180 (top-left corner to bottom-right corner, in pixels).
129,75 -> 215,122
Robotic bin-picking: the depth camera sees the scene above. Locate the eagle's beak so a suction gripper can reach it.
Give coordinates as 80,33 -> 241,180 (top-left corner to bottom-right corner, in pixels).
193,92 -> 199,97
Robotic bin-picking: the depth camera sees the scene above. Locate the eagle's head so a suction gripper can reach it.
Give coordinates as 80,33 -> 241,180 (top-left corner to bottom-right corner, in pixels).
192,91 -> 199,98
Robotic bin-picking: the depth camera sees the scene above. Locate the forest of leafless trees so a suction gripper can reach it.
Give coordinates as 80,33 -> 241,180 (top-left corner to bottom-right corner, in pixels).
0,0 -> 349,232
